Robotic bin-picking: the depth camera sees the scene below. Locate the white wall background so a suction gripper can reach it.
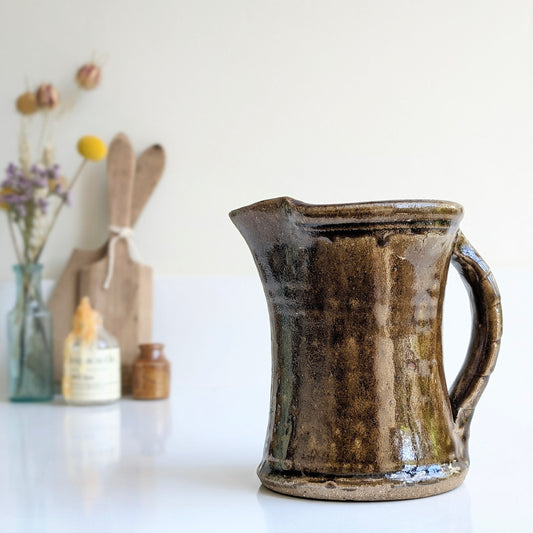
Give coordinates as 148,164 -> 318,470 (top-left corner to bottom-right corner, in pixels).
0,0 -> 531,280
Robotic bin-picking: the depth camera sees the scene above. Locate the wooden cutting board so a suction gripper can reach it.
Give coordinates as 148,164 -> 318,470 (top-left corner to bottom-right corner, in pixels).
49,134 -> 165,385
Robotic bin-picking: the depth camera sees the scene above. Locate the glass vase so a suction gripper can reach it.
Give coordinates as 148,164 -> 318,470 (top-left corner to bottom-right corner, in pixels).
8,264 -> 54,401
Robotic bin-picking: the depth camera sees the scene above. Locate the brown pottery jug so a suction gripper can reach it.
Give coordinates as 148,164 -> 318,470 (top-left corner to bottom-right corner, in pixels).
230,197 -> 502,501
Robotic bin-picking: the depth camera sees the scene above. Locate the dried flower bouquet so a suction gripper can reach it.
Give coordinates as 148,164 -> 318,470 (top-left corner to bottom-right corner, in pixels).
2,59 -> 107,401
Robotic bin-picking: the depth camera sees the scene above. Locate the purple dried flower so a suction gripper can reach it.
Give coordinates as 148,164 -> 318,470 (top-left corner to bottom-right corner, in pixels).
32,177 -> 47,188
36,197 -> 49,215
6,163 -> 17,177
29,164 -> 47,178
2,176 -> 15,189
4,193 -> 21,205
2,161 -> 72,226
51,164 -> 61,179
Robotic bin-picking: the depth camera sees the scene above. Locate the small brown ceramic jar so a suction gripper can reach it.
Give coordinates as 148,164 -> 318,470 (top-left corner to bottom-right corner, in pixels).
132,343 -> 170,400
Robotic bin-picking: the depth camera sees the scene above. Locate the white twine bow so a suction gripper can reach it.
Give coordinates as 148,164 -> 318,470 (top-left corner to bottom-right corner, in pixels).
103,225 -> 143,290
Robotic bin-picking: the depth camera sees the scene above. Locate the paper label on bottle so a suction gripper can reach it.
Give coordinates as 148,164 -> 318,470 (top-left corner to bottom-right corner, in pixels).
64,347 -> 121,402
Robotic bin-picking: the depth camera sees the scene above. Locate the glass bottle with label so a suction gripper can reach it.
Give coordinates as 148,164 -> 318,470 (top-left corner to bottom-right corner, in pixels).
62,297 -> 121,405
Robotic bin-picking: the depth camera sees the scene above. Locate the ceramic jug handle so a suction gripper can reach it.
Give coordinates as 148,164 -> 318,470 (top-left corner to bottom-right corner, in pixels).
449,231 -> 503,445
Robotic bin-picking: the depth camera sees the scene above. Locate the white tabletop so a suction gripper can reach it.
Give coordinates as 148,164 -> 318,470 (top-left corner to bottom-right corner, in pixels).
0,272 -> 531,533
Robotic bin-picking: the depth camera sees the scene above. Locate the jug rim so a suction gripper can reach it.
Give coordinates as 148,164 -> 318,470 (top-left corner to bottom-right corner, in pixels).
230,197 -> 464,225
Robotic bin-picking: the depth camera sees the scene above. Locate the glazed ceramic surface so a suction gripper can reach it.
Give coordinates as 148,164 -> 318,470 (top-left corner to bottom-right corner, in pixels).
230,197 -> 502,501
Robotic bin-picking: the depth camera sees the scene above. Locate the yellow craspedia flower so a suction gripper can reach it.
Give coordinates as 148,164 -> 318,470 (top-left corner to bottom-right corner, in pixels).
77,135 -> 107,161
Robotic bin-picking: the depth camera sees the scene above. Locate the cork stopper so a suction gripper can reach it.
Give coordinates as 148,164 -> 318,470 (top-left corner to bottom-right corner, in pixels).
138,343 -> 164,360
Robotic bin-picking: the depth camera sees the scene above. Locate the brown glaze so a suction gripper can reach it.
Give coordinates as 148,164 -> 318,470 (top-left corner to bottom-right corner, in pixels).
230,197 -> 502,501
132,343 -> 170,400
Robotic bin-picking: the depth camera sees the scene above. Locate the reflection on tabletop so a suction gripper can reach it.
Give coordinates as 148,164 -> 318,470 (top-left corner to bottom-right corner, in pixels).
6,397 -> 172,516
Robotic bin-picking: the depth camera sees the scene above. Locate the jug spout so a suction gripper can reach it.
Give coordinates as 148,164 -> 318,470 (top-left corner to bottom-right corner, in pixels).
230,196 -> 300,251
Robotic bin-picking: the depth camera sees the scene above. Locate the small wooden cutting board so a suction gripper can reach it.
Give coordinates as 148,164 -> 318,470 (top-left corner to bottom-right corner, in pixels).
49,134 -> 165,386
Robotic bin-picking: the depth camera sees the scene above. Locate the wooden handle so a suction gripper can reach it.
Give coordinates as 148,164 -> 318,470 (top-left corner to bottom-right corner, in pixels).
130,144 -> 165,227
107,133 -> 136,227
449,232 -> 503,458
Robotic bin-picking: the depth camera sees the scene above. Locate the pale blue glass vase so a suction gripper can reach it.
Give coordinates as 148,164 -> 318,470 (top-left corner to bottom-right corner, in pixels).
8,264 -> 54,401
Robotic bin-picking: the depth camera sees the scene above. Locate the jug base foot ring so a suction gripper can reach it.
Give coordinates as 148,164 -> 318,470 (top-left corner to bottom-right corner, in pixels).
258,461 -> 468,501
